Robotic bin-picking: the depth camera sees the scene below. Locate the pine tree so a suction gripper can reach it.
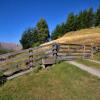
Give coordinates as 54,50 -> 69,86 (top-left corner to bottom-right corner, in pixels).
95,7 -> 100,26
20,28 -> 39,49
36,18 -> 50,43
87,8 -> 94,27
79,10 -> 88,29
66,13 -> 76,32
74,15 -> 80,30
51,23 -> 67,40
20,28 -> 34,49
51,24 -> 63,40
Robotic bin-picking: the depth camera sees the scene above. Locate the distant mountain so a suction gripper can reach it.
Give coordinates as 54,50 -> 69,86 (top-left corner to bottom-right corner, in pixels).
0,42 -> 22,51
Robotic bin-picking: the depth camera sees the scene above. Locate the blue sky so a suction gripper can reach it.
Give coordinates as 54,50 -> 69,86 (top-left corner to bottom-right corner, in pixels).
0,0 -> 100,44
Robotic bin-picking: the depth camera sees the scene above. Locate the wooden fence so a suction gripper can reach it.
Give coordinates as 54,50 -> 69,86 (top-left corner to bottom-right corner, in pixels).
52,43 -> 93,60
0,43 -> 52,76
0,43 -> 100,77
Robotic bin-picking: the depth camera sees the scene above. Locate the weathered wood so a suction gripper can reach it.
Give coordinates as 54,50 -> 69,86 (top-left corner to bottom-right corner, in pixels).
52,43 -> 59,62
83,45 -> 86,59
42,58 -> 55,65
28,49 -> 33,68
57,43 -> 94,60
91,44 -> 94,59
58,43 -> 91,47
42,56 -> 55,68
58,50 -> 91,53
58,53 -> 91,56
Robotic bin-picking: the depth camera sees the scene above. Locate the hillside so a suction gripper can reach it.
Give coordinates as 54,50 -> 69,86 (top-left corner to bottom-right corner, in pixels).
0,62 -> 100,100
0,28 -> 100,100
0,49 -> 13,55
0,42 -> 22,51
43,27 -> 100,46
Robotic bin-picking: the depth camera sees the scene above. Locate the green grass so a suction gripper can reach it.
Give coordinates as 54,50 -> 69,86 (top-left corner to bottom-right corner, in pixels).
77,59 -> 100,70
0,62 -> 100,100
0,49 -> 13,55
93,52 -> 100,61
0,71 -> 3,77
76,52 -> 100,70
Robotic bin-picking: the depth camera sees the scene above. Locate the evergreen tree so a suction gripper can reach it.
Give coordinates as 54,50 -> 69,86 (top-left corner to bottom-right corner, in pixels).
77,8 -> 94,29
51,24 -> 62,40
20,28 -> 38,49
20,18 -> 50,49
74,15 -> 80,30
79,10 -> 88,29
95,7 -> 100,26
66,13 -> 76,32
60,23 -> 67,34
36,18 -> 50,43
51,23 -> 66,40
87,8 -> 94,27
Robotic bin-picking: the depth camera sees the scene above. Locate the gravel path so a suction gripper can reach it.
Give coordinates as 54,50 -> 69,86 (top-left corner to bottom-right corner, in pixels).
87,59 -> 100,64
67,61 -> 100,78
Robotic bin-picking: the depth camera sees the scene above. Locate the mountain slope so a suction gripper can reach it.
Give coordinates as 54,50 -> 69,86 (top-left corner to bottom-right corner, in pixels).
43,27 -> 100,46
0,42 -> 22,51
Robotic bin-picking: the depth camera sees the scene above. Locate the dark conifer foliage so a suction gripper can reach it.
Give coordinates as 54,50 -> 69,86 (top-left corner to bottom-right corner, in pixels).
95,7 -> 100,26
20,18 -> 50,49
51,7 -> 100,40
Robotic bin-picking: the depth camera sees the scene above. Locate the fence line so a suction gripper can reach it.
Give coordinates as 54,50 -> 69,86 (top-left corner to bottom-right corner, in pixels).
0,43 -> 99,77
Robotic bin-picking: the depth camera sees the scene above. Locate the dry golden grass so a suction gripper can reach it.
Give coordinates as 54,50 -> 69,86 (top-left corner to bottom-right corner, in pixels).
43,27 -> 100,46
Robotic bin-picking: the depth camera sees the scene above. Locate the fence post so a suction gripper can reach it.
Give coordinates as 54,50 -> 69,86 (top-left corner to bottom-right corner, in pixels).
29,48 -> 33,68
68,45 -> 70,56
83,45 -> 86,59
52,43 -> 59,63
91,44 -> 94,59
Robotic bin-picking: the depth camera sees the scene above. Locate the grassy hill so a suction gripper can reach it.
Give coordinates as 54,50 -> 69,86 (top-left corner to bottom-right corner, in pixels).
0,49 -> 13,55
43,27 -> 100,46
0,42 -> 22,51
0,28 -> 100,100
0,62 -> 100,100
0,42 -> 22,55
